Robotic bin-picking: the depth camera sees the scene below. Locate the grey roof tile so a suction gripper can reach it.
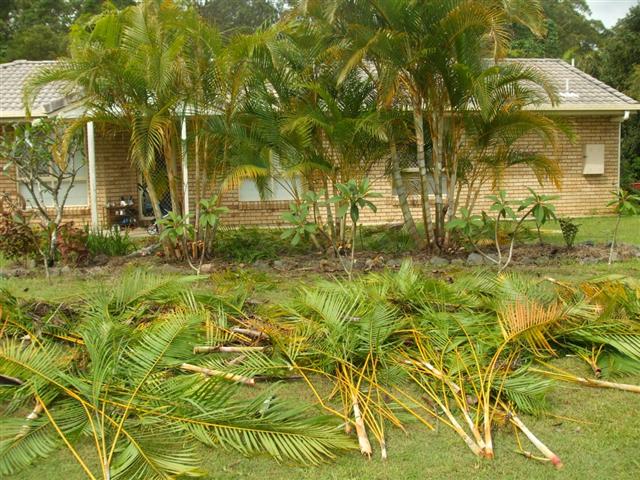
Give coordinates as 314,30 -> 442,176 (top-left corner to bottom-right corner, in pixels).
0,60 -> 67,117
502,58 -> 640,107
1,58 -> 638,118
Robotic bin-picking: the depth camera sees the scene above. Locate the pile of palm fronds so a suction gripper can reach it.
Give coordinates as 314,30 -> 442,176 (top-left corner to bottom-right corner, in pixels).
262,263 -> 640,467
0,271 -> 353,479
2,265 -> 640,477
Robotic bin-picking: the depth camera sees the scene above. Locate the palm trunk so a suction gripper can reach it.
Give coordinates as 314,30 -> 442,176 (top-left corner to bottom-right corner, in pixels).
413,105 -> 433,250
430,112 -> 445,249
390,139 -> 421,246
142,168 -> 163,225
165,142 -> 182,215
194,123 -> 201,234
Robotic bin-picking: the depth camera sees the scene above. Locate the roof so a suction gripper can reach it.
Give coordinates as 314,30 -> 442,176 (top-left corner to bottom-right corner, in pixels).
0,58 -> 639,120
0,60 -> 70,119
501,58 -> 640,111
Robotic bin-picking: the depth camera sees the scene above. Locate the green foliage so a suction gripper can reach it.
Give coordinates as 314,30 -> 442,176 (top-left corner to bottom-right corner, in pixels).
159,211 -> 195,245
508,0 -> 605,63
85,227 -> 136,257
333,178 -> 380,225
0,270 -> 354,478
217,228 -> 288,262
0,1 -> 136,62
608,188 -> 640,217
56,223 -> 89,266
445,207 -> 485,239
198,0 -> 282,34
198,195 -> 229,231
281,201 -> 318,247
558,218 -> 580,249
592,5 -> 640,186
519,188 -> 558,227
448,189 -> 558,270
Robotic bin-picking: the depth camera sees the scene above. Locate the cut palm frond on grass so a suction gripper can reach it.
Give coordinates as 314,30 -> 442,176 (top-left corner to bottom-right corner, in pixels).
3,264 -> 640,475
0,272 -> 354,479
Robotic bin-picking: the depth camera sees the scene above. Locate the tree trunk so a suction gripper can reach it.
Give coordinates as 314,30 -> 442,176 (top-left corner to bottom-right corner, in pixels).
165,140 -> 182,215
413,106 -> 433,250
390,139 -> 422,246
430,112 -> 445,249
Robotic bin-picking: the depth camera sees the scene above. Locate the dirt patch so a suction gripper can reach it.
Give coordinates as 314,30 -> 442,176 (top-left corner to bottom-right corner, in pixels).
2,242 -> 639,280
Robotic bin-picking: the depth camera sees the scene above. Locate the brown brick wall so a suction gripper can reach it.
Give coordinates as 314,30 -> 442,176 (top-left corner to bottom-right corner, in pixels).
0,115 -> 621,228
211,115 -> 620,226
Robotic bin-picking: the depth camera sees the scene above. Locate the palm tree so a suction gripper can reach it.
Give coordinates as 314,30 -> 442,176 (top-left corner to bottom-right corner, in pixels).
322,0 -> 564,250
26,1 -> 213,226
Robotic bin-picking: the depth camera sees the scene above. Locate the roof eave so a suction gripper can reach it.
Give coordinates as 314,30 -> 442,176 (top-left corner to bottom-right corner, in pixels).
0,109 -> 48,120
527,103 -> 640,113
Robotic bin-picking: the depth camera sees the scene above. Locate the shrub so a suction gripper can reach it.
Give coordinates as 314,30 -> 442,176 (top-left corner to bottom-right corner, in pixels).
558,218 -> 580,249
0,212 -> 38,261
57,223 -> 89,266
86,227 -> 136,257
217,228 -> 282,262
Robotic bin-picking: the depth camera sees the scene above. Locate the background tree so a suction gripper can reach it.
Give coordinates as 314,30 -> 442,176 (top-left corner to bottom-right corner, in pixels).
0,0 -> 134,62
0,119 -> 84,274
592,5 -> 640,189
197,0 -> 287,35
508,0 -> 605,67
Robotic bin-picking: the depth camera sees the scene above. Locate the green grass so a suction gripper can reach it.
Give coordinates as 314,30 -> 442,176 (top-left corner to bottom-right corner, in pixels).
3,260 -> 640,479
538,216 -> 640,247
13,364 -> 640,480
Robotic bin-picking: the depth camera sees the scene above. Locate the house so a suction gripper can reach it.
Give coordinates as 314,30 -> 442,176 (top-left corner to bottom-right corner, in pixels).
1,58 -> 639,229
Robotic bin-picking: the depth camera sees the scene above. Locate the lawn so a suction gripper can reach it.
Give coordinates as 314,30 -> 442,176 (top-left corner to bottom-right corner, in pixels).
538,216 -> 640,246
2,255 -> 640,480
13,368 -> 640,480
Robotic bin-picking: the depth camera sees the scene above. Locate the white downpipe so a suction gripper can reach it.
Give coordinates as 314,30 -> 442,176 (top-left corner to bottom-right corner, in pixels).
181,117 -> 189,221
86,121 -> 98,229
618,111 -> 630,189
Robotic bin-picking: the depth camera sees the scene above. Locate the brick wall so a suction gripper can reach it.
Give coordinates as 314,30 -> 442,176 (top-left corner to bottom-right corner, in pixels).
212,115 -> 621,226
0,114 -> 621,228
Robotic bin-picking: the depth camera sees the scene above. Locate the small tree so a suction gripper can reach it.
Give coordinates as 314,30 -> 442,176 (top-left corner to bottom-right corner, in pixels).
446,189 -> 558,272
281,179 -> 380,279
159,194 -> 228,274
607,189 -> 640,265
0,119 -> 84,274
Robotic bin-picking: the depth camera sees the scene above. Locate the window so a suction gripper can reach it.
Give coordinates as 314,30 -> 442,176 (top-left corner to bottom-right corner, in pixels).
394,168 -> 448,197
583,144 -> 605,175
18,148 -> 88,208
238,176 -> 302,202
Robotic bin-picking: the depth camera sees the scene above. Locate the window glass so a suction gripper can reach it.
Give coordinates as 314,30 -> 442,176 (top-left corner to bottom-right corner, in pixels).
18,144 -> 88,207
239,177 -> 301,202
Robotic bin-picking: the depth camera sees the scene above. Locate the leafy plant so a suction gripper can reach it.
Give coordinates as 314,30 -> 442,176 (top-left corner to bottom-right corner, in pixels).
447,189 -> 558,272
520,188 -> 558,245
558,218 -> 580,249
56,223 -> 89,266
86,227 -> 136,257
281,199 -> 320,248
607,188 -> 640,264
332,178 -> 381,279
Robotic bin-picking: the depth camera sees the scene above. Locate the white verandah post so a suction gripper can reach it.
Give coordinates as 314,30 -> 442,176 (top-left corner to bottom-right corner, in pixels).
86,120 -> 98,229
181,117 -> 189,222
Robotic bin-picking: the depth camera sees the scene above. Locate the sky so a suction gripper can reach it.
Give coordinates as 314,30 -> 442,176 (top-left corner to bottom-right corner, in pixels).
586,0 -> 638,28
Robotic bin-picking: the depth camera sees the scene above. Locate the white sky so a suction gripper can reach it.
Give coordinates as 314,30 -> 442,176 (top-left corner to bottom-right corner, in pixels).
586,0 -> 638,28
